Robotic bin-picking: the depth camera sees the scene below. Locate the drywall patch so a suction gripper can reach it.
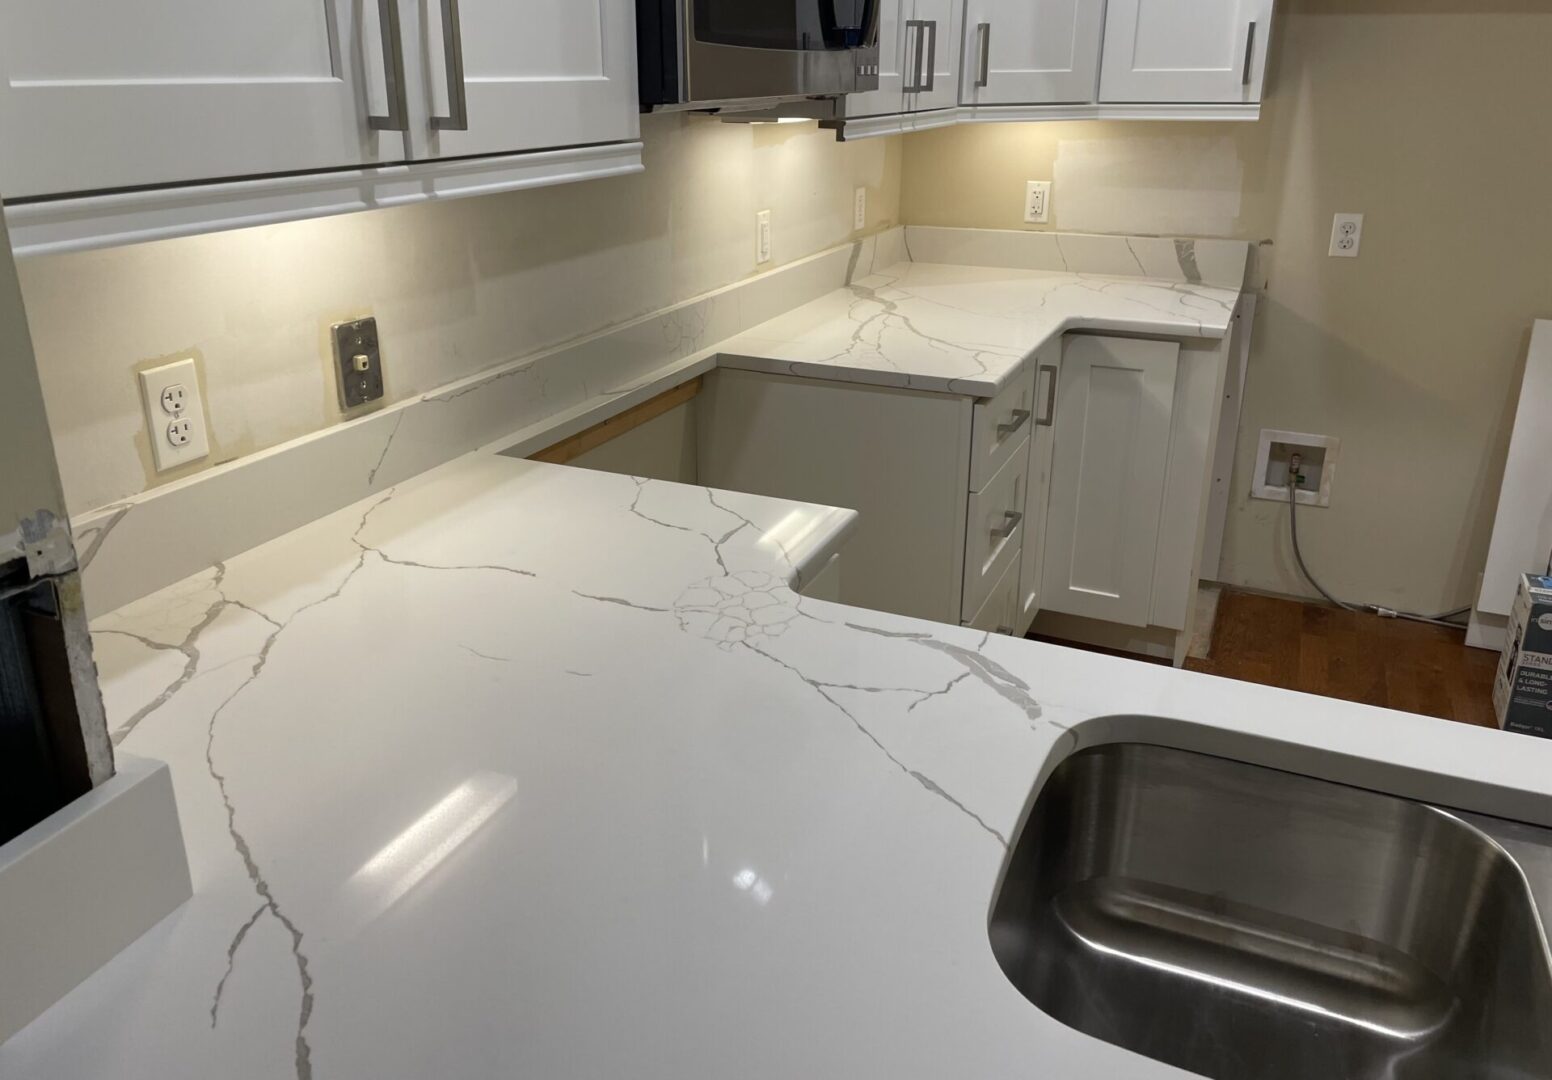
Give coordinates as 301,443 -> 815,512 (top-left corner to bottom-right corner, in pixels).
14,508 -> 76,577
1054,136 -> 1244,236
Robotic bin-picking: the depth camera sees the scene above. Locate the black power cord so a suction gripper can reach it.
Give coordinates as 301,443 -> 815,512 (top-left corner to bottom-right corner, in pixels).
1285,454 -> 1469,628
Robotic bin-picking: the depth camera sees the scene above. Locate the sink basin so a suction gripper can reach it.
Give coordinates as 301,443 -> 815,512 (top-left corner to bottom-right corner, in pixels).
990,743 -> 1552,1079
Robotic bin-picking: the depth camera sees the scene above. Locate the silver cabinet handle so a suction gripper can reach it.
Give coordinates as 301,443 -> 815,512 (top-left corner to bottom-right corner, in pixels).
431,0 -> 470,131
975,22 -> 991,88
997,409 -> 1031,439
367,0 -> 409,131
903,20 -> 927,93
1037,364 -> 1058,427
1241,21 -> 1258,86
992,510 -> 1024,541
995,625 -> 1014,635
921,20 -> 937,93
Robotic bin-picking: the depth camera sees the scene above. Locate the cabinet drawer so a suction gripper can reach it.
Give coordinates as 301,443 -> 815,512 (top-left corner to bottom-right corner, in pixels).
963,552 -> 1021,635
962,435 -> 1030,621
970,365 -> 1038,492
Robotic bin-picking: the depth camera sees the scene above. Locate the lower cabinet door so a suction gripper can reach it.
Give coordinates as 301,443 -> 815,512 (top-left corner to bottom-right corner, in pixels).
1015,347 -> 1061,635
1041,335 -> 1179,627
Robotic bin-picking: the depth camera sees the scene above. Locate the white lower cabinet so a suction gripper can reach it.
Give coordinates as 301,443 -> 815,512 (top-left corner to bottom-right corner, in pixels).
1015,345 -> 1061,634
698,370 -> 973,624
964,556 -> 1022,636
1041,335 -> 1180,627
962,433 -> 1030,621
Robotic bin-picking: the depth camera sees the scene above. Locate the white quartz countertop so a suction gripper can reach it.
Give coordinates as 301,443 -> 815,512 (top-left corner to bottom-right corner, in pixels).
9,447 -> 1552,1080
717,260 -> 1242,398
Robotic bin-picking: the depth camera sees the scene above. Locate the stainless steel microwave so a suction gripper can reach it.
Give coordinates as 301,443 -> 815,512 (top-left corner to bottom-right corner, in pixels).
638,0 -> 881,112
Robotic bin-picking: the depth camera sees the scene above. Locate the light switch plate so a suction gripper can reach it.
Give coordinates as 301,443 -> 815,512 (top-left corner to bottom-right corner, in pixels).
331,317 -> 385,410
138,358 -> 209,473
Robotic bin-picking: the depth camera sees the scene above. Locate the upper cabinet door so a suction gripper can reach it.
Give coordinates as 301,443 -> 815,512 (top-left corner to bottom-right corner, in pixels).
1099,0 -> 1274,103
417,0 -> 639,160
845,0 -> 910,118
0,0 -> 407,198
959,0 -> 1106,106
908,0 -> 963,112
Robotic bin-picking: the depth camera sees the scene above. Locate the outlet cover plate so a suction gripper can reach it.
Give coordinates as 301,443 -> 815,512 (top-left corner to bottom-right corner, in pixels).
332,317 -> 385,410
756,209 -> 772,264
1251,429 -> 1341,507
1329,213 -> 1363,258
853,187 -> 867,230
1025,180 -> 1052,225
138,358 -> 209,473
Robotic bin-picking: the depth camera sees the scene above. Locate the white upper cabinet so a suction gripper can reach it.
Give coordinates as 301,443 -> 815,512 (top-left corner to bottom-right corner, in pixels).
845,0 -> 960,118
845,0 -> 913,117
0,0 -> 641,243
419,0 -> 639,160
911,0 -> 964,112
1099,0 -> 1274,103
960,0 -> 1106,106
0,0 -> 405,197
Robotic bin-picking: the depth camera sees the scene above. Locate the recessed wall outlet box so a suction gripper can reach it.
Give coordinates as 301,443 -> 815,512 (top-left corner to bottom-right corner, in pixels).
1025,180 -> 1052,225
1251,429 -> 1341,507
138,357 -> 209,473
332,317 -> 385,410
756,209 -> 773,264
1329,213 -> 1363,258
854,187 -> 867,230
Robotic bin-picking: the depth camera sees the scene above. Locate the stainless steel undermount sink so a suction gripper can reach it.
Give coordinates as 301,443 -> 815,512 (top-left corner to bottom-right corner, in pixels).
990,743 -> 1552,1079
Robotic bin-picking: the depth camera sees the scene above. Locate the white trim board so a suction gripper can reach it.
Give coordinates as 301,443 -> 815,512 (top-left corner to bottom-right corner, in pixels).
4,142 -> 645,258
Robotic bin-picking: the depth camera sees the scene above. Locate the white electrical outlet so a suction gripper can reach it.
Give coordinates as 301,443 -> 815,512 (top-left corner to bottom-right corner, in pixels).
1329,213 -> 1364,258
139,357 -> 209,472
756,209 -> 772,264
853,187 -> 867,230
1025,180 -> 1052,225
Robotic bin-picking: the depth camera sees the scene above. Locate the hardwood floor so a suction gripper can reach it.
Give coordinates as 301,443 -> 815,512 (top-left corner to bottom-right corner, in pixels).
1182,590 -> 1500,728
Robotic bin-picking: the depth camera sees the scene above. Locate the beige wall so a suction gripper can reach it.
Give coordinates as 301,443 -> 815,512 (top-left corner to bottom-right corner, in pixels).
903,0 -> 1552,615
18,114 -> 901,517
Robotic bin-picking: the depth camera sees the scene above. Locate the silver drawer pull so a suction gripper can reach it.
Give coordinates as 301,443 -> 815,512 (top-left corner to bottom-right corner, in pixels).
1242,21 -> 1257,86
991,510 -> 1024,541
921,19 -> 938,93
431,0 -> 470,131
997,409 -> 1032,439
367,0 -> 409,132
975,22 -> 991,89
995,624 -> 1014,635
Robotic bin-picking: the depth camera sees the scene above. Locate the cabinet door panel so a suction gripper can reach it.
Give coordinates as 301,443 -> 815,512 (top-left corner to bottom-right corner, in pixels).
845,0 -> 911,117
1099,0 -> 1273,103
1042,336 -> 1178,627
909,0 -> 963,112
960,0 -> 1105,106
423,0 -> 639,159
0,0 -> 403,197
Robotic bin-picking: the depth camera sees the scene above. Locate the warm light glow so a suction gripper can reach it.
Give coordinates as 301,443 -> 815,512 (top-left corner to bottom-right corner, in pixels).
347,772 -> 517,918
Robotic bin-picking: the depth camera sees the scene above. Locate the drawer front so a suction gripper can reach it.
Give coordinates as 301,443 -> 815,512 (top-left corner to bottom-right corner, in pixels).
963,553 -> 1021,635
962,435 -> 1031,621
970,365 -> 1038,492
